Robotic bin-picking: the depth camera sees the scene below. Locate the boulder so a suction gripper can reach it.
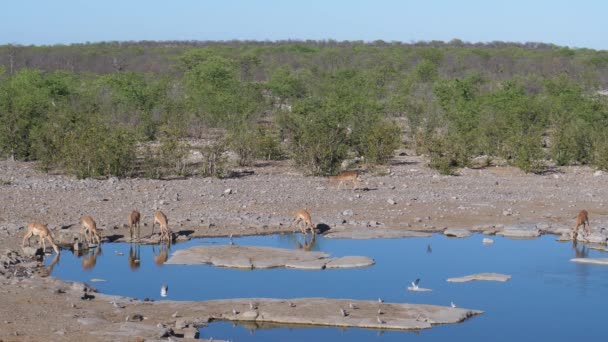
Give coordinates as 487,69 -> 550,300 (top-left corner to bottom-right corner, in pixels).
447,273 -> 511,283
496,224 -> 540,239
166,245 -> 373,270
571,258 -> 608,265
325,228 -> 432,239
443,228 -> 472,238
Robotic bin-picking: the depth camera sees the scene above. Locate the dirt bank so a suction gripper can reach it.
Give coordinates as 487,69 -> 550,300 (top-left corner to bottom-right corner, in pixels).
1,151 -> 607,340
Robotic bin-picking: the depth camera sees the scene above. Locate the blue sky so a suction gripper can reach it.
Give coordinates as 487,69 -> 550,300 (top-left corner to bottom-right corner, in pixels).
1,0 -> 606,50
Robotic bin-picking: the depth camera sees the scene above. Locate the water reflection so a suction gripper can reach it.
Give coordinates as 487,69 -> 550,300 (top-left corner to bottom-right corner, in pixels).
81,244 -> 102,270
153,242 -> 170,266
128,244 -> 141,271
572,240 -> 589,258
39,252 -> 60,277
294,233 -> 316,252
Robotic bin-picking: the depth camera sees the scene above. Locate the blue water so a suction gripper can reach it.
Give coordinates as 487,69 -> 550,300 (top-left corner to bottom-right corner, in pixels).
45,233 -> 608,341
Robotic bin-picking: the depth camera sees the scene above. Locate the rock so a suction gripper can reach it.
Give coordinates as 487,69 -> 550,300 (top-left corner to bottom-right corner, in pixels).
224,188 -> 232,195
482,238 -> 494,245
502,209 -> 512,216
571,258 -> 608,265
73,242 -> 85,251
166,245 -> 372,270
496,224 -> 540,239
447,273 -> 511,283
576,231 -> 608,244
342,209 -> 354,216
535,222 -> 551,231
443,228 -> 472,238
90,278 -> 107,283
594,170 -> 604,177
183,327 -> 199,339
324,228 -> 432,239
21,246 -> 39,257
77,317 -> 110,326
201,298 -> 482,331
325,256 -> 375,269
387,199 -> 396,205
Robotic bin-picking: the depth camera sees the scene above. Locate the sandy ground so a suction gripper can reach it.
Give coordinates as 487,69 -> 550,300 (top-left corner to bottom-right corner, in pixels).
1,151 -> 608,341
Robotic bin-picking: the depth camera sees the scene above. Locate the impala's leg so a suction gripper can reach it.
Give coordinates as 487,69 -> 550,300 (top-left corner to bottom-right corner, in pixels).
22,231 -> 33,248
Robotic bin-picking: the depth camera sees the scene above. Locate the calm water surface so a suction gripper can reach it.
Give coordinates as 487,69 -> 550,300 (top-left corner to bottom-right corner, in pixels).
46,233 -> 608,341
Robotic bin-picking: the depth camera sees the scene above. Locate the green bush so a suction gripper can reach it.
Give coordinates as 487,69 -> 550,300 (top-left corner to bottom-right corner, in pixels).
355,119 -> 401,164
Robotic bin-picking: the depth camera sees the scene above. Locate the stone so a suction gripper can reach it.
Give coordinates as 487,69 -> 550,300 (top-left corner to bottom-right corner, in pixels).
21,246 -> 38,257
447,273 -> 511,283
224,188 -> 232,195
324,228 -> 432,239
571,258 -> 608,265
182,327 -> 199,339
387,199 -> 396,205
166,245 -> 372,270
443,228 -> 472,238
325,256 -> 375,269
342,209 -> 354,216
77,317 -> 110,326
496,224 -> 540,239
192,298 -> 482,331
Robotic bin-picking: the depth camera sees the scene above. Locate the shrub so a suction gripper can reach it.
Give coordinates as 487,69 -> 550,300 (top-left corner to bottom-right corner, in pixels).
355,119 -> 401,164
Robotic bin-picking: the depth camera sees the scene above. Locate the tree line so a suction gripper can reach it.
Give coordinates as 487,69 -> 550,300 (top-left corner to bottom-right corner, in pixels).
0,40 -> 607,178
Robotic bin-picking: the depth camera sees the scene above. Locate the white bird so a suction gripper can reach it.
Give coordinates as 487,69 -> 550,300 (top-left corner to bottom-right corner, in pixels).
377,308 -> 383,315
377,316 -> 385,324
171,311 -> 179,318
378,298 -> 384,303
340,308 -> 347,317
407,278 -> 432,292
229,233 -> 234,245
232,308 -> 239,315
289,302 -> 296,308
451,301 -> 457,308
249,302 -> 257,310
160,284 -> 168,297
349,303 -> 358,310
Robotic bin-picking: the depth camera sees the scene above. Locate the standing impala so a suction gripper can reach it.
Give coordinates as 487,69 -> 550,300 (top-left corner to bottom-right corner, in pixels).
290,208 -> 315,235
22,222 -> 60,254
80,215 -> 101,245
152,210 -> 172,242
328,170 -> 361,190
128,210 -> 141,241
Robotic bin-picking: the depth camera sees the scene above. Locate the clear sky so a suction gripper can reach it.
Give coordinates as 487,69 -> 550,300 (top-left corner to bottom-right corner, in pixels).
1,0 -> 606,50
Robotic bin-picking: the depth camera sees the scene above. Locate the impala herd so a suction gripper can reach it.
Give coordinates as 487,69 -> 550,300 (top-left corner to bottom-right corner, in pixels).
19,170 -> 593,260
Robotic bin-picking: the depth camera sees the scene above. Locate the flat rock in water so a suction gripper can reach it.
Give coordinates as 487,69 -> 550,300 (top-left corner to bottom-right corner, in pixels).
496,224 -> 540,239
90,278 -> 107,283
166,245 -> 373,270
570,258 -> 608,265
178,297 -> 482,331
325,256 -> 375,269
443,228 -> 472,238
447,273 -> 511,283
325,228 -> 432,239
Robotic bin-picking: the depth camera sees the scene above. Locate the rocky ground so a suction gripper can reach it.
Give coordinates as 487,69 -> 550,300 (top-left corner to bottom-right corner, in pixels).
1,151 -> 608,341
